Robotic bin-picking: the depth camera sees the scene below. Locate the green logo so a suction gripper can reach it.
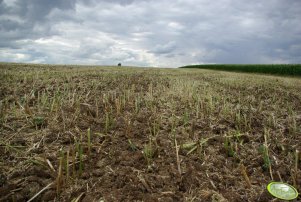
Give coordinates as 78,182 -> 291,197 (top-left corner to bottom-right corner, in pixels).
267,182 -> 298,200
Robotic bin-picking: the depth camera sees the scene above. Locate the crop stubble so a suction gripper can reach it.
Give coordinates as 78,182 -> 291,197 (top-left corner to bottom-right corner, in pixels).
0,63 -> 300,201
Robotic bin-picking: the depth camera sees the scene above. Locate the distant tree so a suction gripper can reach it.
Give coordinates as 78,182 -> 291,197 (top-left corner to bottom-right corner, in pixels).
118,63 -> 122,66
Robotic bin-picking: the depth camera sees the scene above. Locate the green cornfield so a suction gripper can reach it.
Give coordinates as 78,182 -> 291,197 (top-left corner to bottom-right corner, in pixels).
180,64 -> 301,76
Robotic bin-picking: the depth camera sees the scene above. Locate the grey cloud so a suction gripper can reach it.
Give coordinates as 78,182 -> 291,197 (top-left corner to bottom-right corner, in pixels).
0,0 -> 78,53
0,0 -> 6,14
13,0 -> 76,21
0,0 -> 301,66
150,41 -> 177,55
0,18 -> 21,31
79,0 -> 151,6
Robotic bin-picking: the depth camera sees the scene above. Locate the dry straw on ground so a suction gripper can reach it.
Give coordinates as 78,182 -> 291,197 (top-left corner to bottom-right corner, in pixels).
0,63 -> 300,201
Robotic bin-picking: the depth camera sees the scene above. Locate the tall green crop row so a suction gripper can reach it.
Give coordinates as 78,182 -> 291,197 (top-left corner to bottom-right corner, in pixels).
180,64 -> 301,76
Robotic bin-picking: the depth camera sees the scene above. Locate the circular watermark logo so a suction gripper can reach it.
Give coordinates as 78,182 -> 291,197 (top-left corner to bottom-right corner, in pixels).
267,182 -> 298,200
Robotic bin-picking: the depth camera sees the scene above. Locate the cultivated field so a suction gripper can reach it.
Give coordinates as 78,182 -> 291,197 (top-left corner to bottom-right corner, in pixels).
0,63 -> 300,201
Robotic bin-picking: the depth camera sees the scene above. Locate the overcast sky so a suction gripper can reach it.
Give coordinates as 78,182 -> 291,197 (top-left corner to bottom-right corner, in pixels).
0,0 -> 301,67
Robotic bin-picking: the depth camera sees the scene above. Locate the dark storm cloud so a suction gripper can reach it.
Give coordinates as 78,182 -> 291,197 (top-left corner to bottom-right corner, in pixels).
0,0 -> 76,48
0,0 -> 301,66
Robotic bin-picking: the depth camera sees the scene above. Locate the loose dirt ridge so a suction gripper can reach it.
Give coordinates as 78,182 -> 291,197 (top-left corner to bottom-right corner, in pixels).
0,63 -> 300,201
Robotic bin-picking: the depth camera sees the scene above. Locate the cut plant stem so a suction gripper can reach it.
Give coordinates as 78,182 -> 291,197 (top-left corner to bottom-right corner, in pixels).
174,137 -> 181,175
296,149 -> 299,173
87,128 -> 91,156
66,149 -> 70,183
239,163 -> 252,188
72,146 -> 76,179
27,182 -> 53,202
105,112 -> 109,134
56,149 -> 64,195
277,171 -> 283,182
264,130 -> 273,180
295,149 -> 299,187
78,144 -> 84,176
